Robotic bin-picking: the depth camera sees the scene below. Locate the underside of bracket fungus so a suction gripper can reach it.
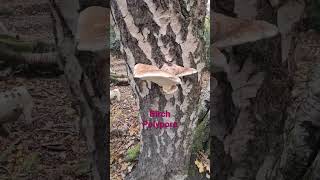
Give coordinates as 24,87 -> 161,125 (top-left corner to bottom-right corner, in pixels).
212,12 -> 279,71
77,6 -> 108,51
133,63 -> 197,94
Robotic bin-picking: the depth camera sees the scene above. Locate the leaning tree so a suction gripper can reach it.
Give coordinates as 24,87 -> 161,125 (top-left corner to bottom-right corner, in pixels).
49,0 -> 109,179
111,0 -> 208,179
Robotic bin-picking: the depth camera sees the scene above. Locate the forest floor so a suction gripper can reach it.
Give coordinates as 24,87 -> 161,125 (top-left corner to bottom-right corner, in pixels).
110,56 -> 140,180
0,0 -> 90,179
110,85 -> 140,180
0,78 -> 89,179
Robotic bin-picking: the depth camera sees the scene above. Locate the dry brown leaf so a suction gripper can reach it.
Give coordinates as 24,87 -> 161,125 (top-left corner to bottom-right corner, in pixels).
195,160 -> 205,173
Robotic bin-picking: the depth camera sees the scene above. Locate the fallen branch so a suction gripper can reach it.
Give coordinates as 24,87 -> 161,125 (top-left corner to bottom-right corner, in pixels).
110,72 -> 128,85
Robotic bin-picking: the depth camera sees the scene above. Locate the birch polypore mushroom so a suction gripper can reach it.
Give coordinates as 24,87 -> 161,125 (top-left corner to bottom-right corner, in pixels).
76,6 -> 108,51
133,64 -> 182,94
213,12 -> 279,48
212,12 -> 279,71
160,63 -> 197,77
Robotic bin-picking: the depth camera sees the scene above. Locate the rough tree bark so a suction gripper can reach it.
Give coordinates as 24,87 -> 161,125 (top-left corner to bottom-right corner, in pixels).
211,0 -> 320,180
111,0 -> 207,179
49,0 -> 108,179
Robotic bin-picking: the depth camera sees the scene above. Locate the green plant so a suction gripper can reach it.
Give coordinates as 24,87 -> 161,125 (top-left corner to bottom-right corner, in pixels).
0,35 -> 34,52
192,113 -> 210,153
125,144 -> 140,162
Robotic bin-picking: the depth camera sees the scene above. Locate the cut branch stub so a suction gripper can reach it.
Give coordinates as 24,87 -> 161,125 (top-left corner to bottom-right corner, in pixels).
76,6 -> 109,52
213,12 -> 279,48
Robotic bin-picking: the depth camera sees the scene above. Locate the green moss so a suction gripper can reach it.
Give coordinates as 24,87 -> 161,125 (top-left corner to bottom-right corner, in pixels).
188,113 -> 210,178
191,113 -> 210,153
125,144 -> 140,162
0,35 -> 34,52
20,152 -> 40,174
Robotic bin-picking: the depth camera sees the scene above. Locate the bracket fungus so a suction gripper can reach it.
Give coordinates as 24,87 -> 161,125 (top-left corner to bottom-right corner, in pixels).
212,12 -> 279,71
160,63 -> 198,77
133,63 -> 197,94
76,6 -> 108,52
213,12 -> 279,49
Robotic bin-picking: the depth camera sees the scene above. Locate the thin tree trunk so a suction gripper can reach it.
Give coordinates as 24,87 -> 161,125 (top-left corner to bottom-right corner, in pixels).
111,0 -> 207,179
49,1 -> 108,179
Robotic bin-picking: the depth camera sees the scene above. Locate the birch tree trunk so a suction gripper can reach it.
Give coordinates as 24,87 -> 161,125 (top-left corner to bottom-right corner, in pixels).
111,0 -> 207,179
212,0 -> 320,179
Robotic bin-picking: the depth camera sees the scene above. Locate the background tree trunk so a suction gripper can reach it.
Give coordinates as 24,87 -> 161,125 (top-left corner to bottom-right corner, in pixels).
49,1 -> 108,179
211,0 -> 320,179
111,0 -> 207,179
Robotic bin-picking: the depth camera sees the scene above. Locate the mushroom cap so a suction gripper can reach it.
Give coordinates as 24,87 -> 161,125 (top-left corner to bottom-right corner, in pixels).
134,64 -> 181,87
77,6 -> 108,51
134,63 -> 159,76
213,12 -> 279,48
160,63 -> 198,77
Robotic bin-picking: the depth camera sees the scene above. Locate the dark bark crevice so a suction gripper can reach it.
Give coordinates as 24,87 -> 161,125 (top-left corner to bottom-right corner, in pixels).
111,0 -> 152,65
127,0 -> 160,35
